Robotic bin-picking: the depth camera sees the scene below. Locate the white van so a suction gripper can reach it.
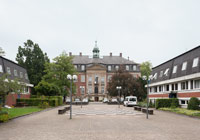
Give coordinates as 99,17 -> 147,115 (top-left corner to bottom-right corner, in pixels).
124,96 -> 137,107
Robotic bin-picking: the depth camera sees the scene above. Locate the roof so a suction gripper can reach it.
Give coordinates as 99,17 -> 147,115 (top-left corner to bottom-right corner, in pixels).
0,56 -> 26,70
72,55 -> 139,65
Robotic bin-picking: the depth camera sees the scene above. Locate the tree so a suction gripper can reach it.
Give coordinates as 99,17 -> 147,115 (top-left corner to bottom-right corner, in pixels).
16,40 -> 49,93
35,81 -> 61,96
37,52 -> 76,97
0,47 -> 5,56
107,66 -> 146,101
0,74 -> 23,106
140,61 -> 152,79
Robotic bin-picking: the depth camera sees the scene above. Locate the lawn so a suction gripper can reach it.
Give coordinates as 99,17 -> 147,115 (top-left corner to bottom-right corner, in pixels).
160,107 -> 200,118
2,107 -> 44,119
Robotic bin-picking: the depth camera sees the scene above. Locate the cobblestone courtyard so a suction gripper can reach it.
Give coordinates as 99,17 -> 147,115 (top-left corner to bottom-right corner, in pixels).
0,103 -> 200,140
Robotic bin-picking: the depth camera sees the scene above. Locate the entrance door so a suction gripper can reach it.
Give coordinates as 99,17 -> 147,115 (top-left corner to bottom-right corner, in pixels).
95,97 -> 99,102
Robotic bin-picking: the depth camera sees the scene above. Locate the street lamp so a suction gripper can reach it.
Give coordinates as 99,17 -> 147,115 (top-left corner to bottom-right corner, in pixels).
142,75 -> 152,119
67,74 -> 77,119
116,86 -> 122,108
80,86 -> 84,108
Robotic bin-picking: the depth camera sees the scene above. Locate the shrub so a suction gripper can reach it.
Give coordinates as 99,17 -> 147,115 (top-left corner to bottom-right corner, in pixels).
0,111 -> 9,122
39,102 -> 49,109
188,97 -> 200,110
156,99 -> 179,109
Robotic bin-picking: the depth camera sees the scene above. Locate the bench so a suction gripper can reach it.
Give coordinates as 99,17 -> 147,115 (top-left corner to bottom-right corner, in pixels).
141,108 -> 154,115
58,106 -> 70,114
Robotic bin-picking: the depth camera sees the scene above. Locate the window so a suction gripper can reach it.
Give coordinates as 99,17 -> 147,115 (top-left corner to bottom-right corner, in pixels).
159,86 -> 163,92
25,87 -> 29,93
115,65 -> 119,70
160,71 -> 163,77
101,77 -> 105,85
25,73 -> 28,80
181,81 -> 188,90
80,86 -> 85,94
153,73 -> 157,80
81,75 -> 85,82
126,65 -> 129,71
166,85 -> 169,91
88,86 -> 92,94
101,86 -> 104,94
74,65 -> 77,69
182,62 -> 187,71
133,65 -> 137,71
191,80 -> 193,89
192,57 -> 199,68
81,65 -> 85,71
107,75 -> 112,82
164,68 -> 169,76
7,67 -> 11,75
173,65 -> 177,74
20,72 -> 23,78
0,65 -> 3,73
180,100 -> 188,105
108,65 -> 111,71
194,79 -> 200,89
14,69 -> 18,76
88,76 -> 92,85
154,86 -> 157,92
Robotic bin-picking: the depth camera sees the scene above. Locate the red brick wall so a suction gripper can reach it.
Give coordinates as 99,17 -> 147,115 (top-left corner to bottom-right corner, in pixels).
149,94 -> 169,98
178,92 -> 200,98
75,73 -> 86,96
5,93 -> 30,106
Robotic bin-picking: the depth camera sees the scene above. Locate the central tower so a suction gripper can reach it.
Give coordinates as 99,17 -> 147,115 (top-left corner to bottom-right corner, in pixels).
93,41 -> 100,58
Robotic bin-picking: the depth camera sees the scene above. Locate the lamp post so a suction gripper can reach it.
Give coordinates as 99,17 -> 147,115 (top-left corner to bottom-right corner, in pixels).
67,74 -> 77,119
142,75 -> 152,119
116,86 -> 122,108
80,86 -> 83,108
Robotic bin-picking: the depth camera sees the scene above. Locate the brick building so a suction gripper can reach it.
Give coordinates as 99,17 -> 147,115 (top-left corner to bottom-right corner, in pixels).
149,46 -> 200,108
71,41 -> 141,101
0,56 -> 33,106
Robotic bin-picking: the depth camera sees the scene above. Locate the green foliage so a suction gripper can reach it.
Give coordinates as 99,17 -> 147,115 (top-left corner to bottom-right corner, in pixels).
107,66 -> 146,101
41,52 -> 76,96
156,99 -> 179,109
38,102 -> 49,109
0,74 -> 23,106
140,61 -> 152,78
16,40 -> 49,91
188,97 -> 200,110
0,111 -> 9,122
149,100 -> 155,108
0,47 -> 5,56
35,81 -> 61,96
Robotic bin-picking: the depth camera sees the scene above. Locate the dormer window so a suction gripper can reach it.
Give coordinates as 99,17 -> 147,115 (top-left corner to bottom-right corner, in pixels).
74,65 -> 77,69
153,73 -> 157,80
14,69 -> 18,76
192,57 -> 199,68
0,65 -> 3,73
160,71 -> 163,77
20,72 -> 23,78
115,65 -> 119,70
182,62 -> 187,71
173,65 -> 177,74
108,65 -> 111,71
126,65 -> 129,71
7,67 -> 11,75
164,68 -> 169,76
133,65 -> 137,71
81,65 -> 85,71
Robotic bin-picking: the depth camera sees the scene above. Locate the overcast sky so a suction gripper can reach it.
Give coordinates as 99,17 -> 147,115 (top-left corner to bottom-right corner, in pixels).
1,0 -> 200,67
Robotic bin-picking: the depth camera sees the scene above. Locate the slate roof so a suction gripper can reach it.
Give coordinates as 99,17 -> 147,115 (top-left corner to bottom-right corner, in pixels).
151,45 -> 200,84
72,55 -> 138,65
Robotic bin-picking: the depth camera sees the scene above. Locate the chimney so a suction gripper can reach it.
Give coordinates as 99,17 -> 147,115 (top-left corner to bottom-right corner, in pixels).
79,52 -> 82,56
110,53 -> 112,57
120,53 -> 122,57
69,52 -> 72,56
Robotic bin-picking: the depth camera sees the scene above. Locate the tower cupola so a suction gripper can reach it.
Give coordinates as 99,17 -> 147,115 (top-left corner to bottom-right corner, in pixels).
93,41 -> 100,58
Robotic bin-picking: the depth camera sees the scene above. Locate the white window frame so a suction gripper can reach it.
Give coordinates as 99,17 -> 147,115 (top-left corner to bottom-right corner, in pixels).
160,71 -> 163,77
126,65 -> 129,71
182,62 -> 187,71
192,57 -> 199,68
172,65 -> 177,74
80,86 -> 85,94
14,69 -> 18,76
101,86 -> 104,94
153,73 -> 157,80
25,73 -> 28,80
81,75 -> 85,82
81,65 -> 85,71
20,72 -> 23,78
0,65 -> 3,73
194,79 -> 200,89
115,65 -> 119,70
7,67 -> 11,75
133,65 -> 137,71
108,65 -> 111,71
74,65 -> 77,69
164,68 -> 169,76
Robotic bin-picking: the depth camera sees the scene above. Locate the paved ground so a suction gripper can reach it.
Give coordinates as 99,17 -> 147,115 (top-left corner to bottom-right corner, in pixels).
0,103 -> 200,140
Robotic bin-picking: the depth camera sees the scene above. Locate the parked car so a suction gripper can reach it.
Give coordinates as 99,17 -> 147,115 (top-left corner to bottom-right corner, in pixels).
74,98 -> 81,103
82,98 -> 88,103
111,98 -> 118,103
65,98 -> 71,103
124,96 -> 137,107
103,98 -> 108,103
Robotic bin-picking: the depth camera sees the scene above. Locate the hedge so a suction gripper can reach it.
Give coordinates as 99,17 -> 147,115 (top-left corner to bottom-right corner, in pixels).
17,98 -> 59,107
0,111 -> 9,122
156,99 -> 179,109
188,97 -> 200,110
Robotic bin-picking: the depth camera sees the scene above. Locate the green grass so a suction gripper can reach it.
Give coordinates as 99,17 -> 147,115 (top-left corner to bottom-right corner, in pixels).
2,107 -> 44,119
160,107 -> 200,118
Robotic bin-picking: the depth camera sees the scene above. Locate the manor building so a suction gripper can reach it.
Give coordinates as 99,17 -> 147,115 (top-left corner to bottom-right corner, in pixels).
71,41 -> 141,101
0,56 -> 33,106
149,46 -> 200,107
